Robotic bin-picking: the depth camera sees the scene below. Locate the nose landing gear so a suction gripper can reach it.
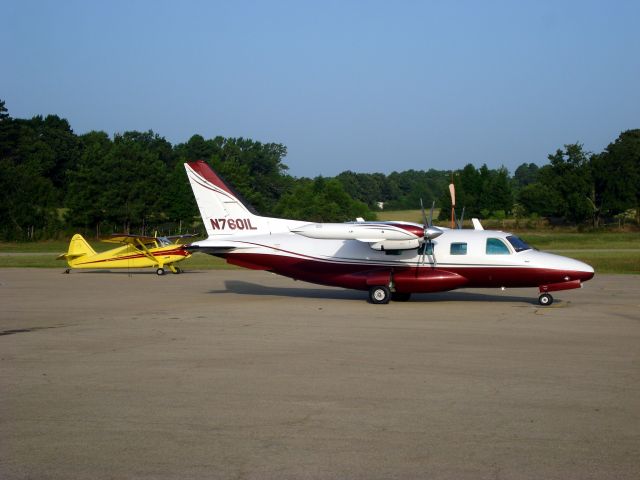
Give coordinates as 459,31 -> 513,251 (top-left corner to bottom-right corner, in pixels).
538,293 -> 553,306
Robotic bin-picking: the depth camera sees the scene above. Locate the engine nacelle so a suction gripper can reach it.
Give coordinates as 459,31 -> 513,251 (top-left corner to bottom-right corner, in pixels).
369,239 -> 421,251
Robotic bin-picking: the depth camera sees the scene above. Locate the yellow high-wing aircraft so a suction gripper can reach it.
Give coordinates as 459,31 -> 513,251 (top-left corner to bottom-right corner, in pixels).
57,233 -> 194,275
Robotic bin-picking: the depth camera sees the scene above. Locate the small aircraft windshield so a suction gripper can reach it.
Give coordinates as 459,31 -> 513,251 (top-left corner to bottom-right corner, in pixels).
157,237 -> 171,247
506,235 -> 532,252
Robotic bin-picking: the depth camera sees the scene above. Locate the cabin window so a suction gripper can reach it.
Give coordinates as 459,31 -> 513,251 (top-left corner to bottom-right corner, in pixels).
486,238 -> 510,255
450,242 -> 467,255
506,235 -> 532,252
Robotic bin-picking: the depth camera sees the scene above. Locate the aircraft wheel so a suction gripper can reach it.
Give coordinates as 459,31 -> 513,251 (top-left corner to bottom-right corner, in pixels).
369,286 -> 390,304
156,268 -> 165,276
538,293 -> 553,306
391,292 -> 411,302
63,269 -> 70,274
173,267 -> 182,274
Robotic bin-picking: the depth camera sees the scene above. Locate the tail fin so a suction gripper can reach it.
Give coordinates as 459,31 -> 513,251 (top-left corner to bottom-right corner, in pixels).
184,161 -> 266,237
57,234 -> 96,264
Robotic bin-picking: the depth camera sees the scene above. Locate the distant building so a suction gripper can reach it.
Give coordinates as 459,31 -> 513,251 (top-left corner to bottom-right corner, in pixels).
376,202 -> 384,210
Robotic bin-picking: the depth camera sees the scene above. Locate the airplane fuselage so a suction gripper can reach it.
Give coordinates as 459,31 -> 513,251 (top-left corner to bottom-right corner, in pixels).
185,160 -> 594,304
192,223 -> 593,294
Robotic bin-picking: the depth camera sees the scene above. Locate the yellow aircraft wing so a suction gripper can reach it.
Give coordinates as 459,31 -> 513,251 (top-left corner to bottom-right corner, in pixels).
102,234 -> 197,246
102,234 -> 158,245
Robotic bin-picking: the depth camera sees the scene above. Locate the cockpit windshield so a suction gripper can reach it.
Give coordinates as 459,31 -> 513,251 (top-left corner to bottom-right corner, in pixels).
506,235 -> 532,252
157,237 -> 172,247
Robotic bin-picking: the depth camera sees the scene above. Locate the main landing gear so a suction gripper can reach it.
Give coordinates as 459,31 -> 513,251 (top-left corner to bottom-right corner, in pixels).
538,293 -> 554,306
368,287 -> 412,304
156,266 -> 183,276
369,286 -> 390,304
369,286 -> 555,305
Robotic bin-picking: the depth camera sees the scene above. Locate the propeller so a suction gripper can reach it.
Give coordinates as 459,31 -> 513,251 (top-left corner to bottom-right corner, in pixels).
419,199 -> 442,268
449,182 -> 456,229
457,206 -> 465,229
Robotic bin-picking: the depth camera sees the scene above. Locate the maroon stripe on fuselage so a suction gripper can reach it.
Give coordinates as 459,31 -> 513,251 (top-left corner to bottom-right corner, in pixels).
221,251 -> 593,292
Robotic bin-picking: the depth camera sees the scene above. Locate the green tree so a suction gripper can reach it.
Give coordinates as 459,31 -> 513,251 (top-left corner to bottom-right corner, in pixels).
513,163 -> 540,189
592,129 -> 640,222
66,131 -> 113,236
67,131 -> 169,235
484,166 -> 513,215
274,177 -> 373,222
0,107 -> 67,239
517,172 -> 562,217
541,143 -> 594,223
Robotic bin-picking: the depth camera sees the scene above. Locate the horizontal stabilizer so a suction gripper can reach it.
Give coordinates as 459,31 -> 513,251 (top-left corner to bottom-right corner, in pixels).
56,252 -> 86,261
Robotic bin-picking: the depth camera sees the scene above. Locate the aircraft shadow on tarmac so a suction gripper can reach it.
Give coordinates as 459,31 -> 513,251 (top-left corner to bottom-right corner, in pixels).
64,269 -> 206,275
215,280 -> 539,304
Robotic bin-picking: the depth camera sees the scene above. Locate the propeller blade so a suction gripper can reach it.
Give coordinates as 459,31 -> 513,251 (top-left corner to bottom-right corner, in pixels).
419,198 -> 428,228
429,201 -> 435,227
457,206 -> 465,229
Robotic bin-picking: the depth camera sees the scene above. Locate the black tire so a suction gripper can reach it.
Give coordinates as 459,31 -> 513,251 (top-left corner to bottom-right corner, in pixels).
391,292 -> 411,302
156,268 -> 165,276
369,286 -> 391,304
538,293 -> 553,306
173,267 -> 182,274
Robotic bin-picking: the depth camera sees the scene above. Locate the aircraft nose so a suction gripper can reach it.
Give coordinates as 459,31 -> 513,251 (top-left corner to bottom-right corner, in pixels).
574,260 -> 595,282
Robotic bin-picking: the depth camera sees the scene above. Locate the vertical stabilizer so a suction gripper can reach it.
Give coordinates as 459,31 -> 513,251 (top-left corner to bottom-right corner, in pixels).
68,234 -> 96,257
184,161 -> 267,237
57,234 -> 97,266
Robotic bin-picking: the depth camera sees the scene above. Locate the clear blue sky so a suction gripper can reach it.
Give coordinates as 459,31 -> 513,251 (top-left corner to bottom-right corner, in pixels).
2,0 -> 638,177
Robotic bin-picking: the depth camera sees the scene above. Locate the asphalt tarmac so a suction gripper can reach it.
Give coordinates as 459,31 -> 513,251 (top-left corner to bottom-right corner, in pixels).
1,268 -> 639,479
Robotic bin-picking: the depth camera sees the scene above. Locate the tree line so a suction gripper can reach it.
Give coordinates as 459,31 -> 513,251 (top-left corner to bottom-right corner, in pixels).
0,99 -> 638,241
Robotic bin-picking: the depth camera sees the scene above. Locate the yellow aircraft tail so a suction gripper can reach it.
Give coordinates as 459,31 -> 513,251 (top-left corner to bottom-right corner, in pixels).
57,234 -> 97,265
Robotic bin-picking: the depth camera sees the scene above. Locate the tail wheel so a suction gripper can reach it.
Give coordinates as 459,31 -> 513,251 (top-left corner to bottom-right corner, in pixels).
538,293 -> 553,306
156,268 -> 165,276
369,286 -> 391,304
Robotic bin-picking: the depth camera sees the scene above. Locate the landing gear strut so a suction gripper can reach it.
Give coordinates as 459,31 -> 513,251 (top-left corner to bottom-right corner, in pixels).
538,293 -> 553,306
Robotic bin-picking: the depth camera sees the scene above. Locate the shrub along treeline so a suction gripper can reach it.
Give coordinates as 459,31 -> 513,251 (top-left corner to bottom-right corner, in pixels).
0,99 -> 638,241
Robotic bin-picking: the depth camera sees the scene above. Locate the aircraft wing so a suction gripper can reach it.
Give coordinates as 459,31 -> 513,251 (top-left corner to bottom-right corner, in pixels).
187,240 -> 254,254
102,234 -> 158,245
165,234 -> 198,241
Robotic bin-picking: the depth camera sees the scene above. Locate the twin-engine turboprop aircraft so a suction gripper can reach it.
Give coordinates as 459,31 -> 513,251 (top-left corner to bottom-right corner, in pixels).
184,160 -> 594,305
58,233 -> 193,275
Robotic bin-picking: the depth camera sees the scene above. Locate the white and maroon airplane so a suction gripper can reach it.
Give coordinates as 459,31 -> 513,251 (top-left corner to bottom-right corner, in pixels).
185,160 -> 594,305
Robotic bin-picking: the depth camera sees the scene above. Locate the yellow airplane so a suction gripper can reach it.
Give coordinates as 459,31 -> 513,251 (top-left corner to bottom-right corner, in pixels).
57,233 -> 194,275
